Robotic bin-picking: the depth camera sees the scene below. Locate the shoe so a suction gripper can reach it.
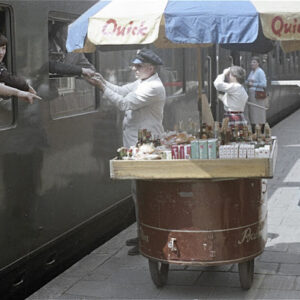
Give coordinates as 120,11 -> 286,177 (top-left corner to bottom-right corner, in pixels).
126,237 -> 138,246
127,245 -> 139,256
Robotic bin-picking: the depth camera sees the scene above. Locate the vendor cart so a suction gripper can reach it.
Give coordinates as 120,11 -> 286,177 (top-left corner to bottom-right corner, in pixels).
110,138 -> 277,289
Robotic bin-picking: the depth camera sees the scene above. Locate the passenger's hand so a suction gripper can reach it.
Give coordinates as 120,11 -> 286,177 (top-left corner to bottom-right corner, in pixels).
28,85 -> 37,95
82,68 -> 95,78
17,91 -> 42,104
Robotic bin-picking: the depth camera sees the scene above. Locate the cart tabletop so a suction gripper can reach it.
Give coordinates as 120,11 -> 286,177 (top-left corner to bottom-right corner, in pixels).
110,138 -> 277,180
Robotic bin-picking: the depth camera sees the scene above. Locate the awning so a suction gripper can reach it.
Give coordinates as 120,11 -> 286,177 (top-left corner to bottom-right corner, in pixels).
66,0 -> 300,53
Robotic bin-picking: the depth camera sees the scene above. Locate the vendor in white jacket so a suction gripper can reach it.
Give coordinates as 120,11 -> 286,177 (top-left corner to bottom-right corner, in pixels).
214,66 -> 248,128
86,48 -> 166,256
87,48 -> 166,148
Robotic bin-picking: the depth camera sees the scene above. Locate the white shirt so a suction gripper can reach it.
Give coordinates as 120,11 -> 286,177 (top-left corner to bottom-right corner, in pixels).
103,73 -> 166,148
214,72 -> 248,112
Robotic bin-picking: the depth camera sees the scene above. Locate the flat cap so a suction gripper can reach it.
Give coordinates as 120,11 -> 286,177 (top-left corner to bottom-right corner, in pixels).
132,48 -> 163,66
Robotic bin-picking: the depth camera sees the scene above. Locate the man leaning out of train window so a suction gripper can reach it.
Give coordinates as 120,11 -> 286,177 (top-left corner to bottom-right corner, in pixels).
48,23 -> 95,77
213,66 -> 248,128
0,33 -> 37,99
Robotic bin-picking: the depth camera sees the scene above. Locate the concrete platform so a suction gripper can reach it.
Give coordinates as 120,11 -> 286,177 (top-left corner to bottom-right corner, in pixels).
28,109 -> 300,299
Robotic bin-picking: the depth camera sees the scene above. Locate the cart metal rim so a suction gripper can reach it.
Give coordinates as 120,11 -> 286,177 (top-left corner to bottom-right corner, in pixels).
141,250 -> 264,266
140,215 -> 267,233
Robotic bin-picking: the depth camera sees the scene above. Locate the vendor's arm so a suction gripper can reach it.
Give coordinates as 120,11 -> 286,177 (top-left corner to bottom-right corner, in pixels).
86,74 -> 138,96
104,80 -> 138,96
103,83 -> 158,111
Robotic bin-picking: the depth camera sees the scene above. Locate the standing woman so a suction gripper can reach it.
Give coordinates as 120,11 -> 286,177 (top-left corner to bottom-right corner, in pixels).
246,56 -> 267,128
214,66 -> 248,128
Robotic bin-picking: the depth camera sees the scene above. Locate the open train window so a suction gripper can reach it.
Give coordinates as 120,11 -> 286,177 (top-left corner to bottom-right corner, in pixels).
0,6 -> 15,128
48,14 -> 97,119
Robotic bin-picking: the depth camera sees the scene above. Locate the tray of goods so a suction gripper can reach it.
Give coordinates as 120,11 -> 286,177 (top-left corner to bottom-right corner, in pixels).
110,121 -> 277,180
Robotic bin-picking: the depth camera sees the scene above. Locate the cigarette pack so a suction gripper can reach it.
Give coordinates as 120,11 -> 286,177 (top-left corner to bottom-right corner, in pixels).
199,139 -> 208,159
208,139 -> 217,159
191,140 -> 200,159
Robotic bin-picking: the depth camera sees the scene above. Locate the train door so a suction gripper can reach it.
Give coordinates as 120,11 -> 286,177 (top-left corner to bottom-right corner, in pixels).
0,5 -> 16,128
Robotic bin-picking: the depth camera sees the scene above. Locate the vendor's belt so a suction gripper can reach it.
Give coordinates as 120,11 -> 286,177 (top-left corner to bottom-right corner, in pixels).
225,111 -> 243,114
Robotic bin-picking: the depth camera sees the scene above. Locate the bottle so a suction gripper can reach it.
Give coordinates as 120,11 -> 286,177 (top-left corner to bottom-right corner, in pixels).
201,123 -> 208,139
136,129 -> 143,147
213,122 -> 220,138
225,128 -> 231,145
264,122 -> 272,146
232,125 -> 239,142
255,124 -> 263,144
146,130 -> 152,143
207,124 -> 213,138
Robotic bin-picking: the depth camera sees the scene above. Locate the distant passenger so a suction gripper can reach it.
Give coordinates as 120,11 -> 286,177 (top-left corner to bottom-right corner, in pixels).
245,56 -> 267,130
214,66 -> 248,128
0,33 -> 37,95
86,48 -> 166,256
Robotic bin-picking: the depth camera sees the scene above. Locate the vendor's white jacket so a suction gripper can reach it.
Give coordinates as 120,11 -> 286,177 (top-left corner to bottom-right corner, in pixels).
103,73 -> 166,148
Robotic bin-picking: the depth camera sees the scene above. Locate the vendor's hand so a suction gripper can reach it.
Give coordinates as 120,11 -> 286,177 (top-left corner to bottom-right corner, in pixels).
28,85 -> 37,95
82,68 -> 95,78
85,75 -> 105,91
93,72 -> 105,84
17,91 -> 42,104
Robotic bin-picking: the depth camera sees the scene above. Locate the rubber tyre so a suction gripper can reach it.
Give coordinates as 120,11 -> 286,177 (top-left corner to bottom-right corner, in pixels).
238,259 -> 254,290
148,259 -> 169,287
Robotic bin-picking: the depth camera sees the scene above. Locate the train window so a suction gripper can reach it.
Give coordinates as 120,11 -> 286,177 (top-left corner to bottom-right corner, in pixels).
156,48 -> 185,97
96,49 -> 136,87
0,6 -> 14,128
48,17 -> 97,119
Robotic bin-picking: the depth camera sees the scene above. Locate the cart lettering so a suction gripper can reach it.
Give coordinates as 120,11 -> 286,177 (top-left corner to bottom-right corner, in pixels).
140,228 -> 149,242
238,227 -> 259,244
272,16 -> 300,37
102,19 -> 148,37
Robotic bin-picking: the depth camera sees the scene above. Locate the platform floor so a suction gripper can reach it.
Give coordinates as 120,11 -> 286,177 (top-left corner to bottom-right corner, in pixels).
28,109 -> 300,299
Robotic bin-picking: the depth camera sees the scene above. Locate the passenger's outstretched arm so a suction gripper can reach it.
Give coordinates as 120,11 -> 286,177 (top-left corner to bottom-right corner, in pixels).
0,84 -> 41,104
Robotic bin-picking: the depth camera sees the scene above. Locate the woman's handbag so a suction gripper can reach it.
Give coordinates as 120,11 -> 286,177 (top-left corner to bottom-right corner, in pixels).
255,88 -> 267,99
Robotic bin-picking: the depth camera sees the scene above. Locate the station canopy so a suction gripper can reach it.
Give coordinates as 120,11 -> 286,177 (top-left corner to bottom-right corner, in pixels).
66,0 -> 300,53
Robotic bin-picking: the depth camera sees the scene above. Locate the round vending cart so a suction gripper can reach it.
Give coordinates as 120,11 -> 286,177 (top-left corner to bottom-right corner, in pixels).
110,138 -> 277,290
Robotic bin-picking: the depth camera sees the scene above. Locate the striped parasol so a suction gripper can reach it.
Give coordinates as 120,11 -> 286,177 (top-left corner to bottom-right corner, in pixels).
67,0 -> 300,53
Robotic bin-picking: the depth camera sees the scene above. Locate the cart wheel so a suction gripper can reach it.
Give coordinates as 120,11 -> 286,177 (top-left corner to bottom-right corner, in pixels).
238,259 -> 254,290
148,259 -> 169,287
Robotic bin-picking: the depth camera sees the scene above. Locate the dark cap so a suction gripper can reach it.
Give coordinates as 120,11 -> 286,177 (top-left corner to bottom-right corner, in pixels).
132,48 -> 163,66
